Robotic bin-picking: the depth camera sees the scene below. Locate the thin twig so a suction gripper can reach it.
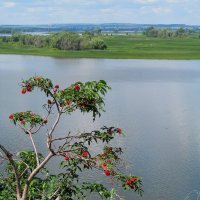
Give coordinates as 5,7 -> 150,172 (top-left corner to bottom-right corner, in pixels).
48,112 -> 61,138
32,112 -> 51,134
28,131 -> 40,166
49,187 -> 61,199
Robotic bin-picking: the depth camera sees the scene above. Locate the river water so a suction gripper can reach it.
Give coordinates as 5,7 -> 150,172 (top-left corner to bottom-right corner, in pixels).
1,55 -> 200,200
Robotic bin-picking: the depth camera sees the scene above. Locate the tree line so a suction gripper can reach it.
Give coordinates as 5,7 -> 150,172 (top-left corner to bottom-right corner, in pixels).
1,32 -> 107,50
143,27 -> 194,38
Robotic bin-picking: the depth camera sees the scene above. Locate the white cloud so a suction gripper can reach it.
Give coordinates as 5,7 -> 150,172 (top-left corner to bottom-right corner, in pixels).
0,0 -> 199,25
152,7 -> 171,14
166,0 -> 189,2
136,0 -> 158,3
3,1 -> 16,8
52,0 -> 113,6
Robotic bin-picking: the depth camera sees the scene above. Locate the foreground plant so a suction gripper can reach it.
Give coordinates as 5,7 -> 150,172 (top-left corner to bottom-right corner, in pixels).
0,76 -> 143,200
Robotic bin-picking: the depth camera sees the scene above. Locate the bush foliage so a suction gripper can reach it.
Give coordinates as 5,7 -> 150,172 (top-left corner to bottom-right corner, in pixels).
2,32 -> 107,50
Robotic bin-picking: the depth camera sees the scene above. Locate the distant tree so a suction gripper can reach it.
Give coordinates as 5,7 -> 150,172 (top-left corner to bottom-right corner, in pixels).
2,36 -> 9,42
2,31 -> 108,51
158,29 -> 174,38
143,27 -> 159,37
96,28 -> 102,35
91,38 -> 107,50
175,27 -> 187,37
82,31 -> 94,39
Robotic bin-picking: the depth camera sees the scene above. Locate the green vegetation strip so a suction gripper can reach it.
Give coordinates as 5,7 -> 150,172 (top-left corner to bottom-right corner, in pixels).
1,35 -> 200,59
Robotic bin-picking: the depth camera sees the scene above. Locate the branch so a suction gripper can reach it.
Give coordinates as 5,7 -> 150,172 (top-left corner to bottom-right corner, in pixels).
19,166 -> 29,179
0,144 -> 22,199
17,126 -> 40,166
49,112 -> 61,138
32,112 -> 51,134
49,90 -> 60,113
47,112 -> 62,153
0,152 -> 7,161
18,124 -> 29,134
28,131 -> 40,166
21,151 -> 54,199
115,191 -> 126,200
49,187 -> 61,199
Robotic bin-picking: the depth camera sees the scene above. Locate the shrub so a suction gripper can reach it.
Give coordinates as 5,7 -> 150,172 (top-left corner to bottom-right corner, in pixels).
91,38 -> 107,50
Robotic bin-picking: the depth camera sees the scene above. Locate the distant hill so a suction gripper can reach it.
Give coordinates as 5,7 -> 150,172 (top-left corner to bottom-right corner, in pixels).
0,23 -> 200,33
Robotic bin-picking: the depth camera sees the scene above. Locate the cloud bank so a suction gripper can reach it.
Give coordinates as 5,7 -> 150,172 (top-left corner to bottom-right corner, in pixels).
0,0 -> 199,25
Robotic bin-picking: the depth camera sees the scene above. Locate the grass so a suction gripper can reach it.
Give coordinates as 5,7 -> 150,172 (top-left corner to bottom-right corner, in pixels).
0,35 -> 200,59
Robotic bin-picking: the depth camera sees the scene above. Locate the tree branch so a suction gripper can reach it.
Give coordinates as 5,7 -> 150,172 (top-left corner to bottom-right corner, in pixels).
21,151 -> 54,200
0,144 -> 22,199
28,131 -> 40,166
32,112 -> 51,134
49,112 -> 61,138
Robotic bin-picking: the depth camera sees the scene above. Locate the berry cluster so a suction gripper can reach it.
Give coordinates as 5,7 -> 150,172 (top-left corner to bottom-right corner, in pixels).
125,177 -> 139,190
9,111 -> 47,127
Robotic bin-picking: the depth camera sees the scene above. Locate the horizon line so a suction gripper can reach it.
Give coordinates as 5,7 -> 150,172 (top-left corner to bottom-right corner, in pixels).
0,23 -> 200,26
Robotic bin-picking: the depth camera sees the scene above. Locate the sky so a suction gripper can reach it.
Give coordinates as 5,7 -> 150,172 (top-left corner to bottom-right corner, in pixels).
0,0 -> 199,25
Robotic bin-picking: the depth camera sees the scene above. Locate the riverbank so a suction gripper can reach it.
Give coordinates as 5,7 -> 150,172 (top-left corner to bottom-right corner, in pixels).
1,35 -> 200,59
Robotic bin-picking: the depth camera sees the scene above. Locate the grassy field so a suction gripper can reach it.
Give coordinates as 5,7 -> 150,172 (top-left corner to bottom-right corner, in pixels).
0,35 -> 200,59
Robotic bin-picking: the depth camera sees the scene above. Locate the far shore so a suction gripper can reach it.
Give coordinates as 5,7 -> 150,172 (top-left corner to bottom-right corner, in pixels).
1,35 -> 200,59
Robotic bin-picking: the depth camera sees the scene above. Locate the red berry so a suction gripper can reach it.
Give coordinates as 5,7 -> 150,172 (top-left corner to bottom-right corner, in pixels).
64,156 -> 70,161
44,119 -> 48,124
61,90 -> 64,92
74,84 -> 80,91
104,170 -> 110,176
117,128 -> 122,134
21,88 -> 26,94
9,114 -> 14,119
54,85 -> 59,89
66,100 -> 71,105
48,100 -> 52,104
131,177 -> 136,182
109,147 -> 112,151
102,162 -> 107,167
54,92 -> 57,95
82,151 -> 88,157
126,180 -> 132,185
26,85 -> 32,92
131,185 -> 135,189
107,159 -> 111,163
35,76 -> 40,81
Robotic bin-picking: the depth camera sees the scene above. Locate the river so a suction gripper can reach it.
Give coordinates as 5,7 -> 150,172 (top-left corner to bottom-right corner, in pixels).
1,55 -> 200,200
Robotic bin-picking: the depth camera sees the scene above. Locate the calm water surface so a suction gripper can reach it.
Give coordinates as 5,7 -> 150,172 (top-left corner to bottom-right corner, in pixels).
1,55 -> 200,200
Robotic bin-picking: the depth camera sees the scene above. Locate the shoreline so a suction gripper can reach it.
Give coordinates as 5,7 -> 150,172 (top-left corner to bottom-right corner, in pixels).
1,53 -> 200,61
1,36 -> 200,60
0,51 -> 199,60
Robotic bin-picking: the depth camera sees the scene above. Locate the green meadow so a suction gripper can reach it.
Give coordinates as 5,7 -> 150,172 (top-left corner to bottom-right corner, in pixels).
0,35 -> 200,59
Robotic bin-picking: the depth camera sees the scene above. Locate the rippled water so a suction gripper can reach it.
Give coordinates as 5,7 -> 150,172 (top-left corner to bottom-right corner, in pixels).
1,55 -> 200,200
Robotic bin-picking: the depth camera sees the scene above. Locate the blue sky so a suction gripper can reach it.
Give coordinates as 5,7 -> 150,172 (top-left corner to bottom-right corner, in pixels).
0,0 -> 199,25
